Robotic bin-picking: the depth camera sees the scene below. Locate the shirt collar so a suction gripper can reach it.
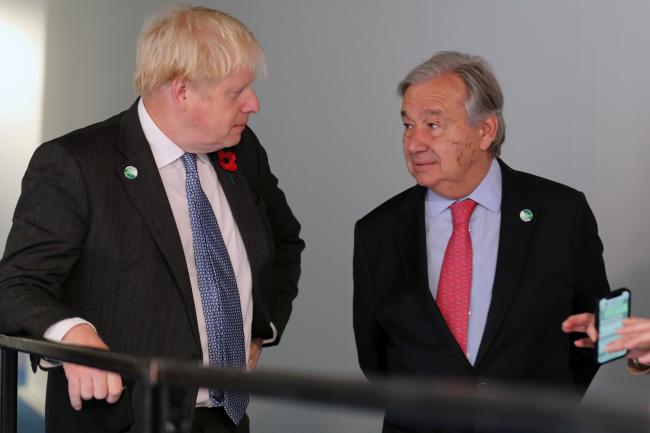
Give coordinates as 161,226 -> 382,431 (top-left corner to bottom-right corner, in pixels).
137,98 -> 210,168
425,158 -> 502,216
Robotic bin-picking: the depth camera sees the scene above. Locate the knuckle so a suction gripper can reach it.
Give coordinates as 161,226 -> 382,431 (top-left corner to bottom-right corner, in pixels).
94,386 -> 108,399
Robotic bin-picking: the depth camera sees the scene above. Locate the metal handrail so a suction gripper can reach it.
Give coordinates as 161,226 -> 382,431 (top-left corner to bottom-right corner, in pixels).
0,335 -> 150,379
1,334 -> 649,433
0,344 -> 17,433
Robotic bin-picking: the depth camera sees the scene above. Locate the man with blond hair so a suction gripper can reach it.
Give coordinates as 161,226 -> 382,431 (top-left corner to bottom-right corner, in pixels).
0,5 -> 303,433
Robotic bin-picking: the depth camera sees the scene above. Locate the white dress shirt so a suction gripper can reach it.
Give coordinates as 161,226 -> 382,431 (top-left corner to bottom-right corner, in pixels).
137,100 -> 255,406
45,99 -> 267,407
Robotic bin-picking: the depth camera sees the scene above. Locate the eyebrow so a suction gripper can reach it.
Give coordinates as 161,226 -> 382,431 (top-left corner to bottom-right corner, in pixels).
421,108 -> 444,116
401,108 -> 444,118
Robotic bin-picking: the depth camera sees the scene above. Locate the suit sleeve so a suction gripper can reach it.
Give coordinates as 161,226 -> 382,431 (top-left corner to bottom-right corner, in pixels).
570,192 -> 610,391
353,221 -> 385,377
0,142 -> 88,338
241,129 -> 305,345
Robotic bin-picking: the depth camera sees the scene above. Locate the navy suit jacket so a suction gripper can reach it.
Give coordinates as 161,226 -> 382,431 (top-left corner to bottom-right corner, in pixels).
353,159 -> 609,433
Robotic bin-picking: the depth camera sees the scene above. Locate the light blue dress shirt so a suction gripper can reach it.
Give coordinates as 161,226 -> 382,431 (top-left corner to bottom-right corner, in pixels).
425,158 -> 502,365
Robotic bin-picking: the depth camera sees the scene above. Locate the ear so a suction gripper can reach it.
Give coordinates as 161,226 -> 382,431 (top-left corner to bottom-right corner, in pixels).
478,113 -> 498,151
170,78 -> 190,108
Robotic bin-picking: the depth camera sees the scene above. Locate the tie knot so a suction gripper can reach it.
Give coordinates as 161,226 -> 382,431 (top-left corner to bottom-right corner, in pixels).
181,153 -> 198,174
450,199 -> 477,226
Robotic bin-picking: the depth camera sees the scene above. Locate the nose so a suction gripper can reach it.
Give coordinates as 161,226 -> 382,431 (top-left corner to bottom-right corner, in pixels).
242,88 -> 260,113
404,125 -> 429,154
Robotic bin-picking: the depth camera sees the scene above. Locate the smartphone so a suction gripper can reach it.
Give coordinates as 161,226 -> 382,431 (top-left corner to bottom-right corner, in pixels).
596,288 -> 631,364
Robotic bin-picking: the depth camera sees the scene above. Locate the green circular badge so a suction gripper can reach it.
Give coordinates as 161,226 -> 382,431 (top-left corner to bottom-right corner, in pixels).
519,208 -> 533,222
124,165 -> 138,180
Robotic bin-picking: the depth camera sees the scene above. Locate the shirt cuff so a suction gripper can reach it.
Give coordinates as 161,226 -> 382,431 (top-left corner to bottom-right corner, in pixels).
262,322 -> 278,345
44,318 -> 95,342
41,318 -> 96,368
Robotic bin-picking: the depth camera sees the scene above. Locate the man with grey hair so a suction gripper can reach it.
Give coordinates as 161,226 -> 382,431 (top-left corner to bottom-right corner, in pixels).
0,5 -> 303,433
353,51 -> 610,432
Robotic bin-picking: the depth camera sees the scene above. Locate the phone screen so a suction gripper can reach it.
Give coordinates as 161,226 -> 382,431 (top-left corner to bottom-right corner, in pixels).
597,289 -> 630,364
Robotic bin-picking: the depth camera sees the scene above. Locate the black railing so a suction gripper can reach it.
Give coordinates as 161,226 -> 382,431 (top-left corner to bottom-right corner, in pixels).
1,334 -> 649,433
0,344 -> 17,433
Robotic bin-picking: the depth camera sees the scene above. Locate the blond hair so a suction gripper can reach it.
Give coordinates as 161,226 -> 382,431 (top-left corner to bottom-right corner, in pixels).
134,5 -> 265,96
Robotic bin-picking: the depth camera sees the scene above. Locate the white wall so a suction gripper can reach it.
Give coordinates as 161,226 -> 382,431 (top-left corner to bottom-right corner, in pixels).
0,0 -> 50,418
3,1 -> 650,431
0,0 -> 46,250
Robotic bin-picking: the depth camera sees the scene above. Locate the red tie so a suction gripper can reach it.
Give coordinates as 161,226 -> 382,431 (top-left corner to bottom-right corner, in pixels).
437,199 -> 477,356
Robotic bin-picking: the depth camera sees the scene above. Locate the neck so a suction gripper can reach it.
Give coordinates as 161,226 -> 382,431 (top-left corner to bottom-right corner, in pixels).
434,157 -> 494,199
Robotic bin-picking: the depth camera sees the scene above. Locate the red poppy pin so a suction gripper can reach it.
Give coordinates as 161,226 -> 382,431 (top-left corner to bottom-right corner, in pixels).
217,150 -> 237,172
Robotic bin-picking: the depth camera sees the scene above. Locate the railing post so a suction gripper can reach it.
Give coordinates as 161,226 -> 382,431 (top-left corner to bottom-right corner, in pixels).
144,359 -> 192,433
144,359 -> 162,433
144,382 -> 163,433
0,346 -> 18,433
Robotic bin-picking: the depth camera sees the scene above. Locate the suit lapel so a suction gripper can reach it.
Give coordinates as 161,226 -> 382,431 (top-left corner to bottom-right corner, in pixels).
395,187 -> 428,293
115,101 -> 200,348
395,186 -> 471,366
475,160 -> 539,366
210,152 -> 270,298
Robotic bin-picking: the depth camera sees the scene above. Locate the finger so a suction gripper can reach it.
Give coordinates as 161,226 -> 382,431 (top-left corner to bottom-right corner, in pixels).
628,349 -> 646,359
92,370 -> 109,400
66,371 -> 82,411
606,339 -> 626,353
79,369 -> 95,401
106,373 -> 123,404
564,323 -> 589,333
562,315 -> 585,332
622,317 -> 645,326
562,313 -> 594,333
636,353 -> 650,365
586,324 -> 599,343
624,333 -> 650,351
618,321 -> 650,335
573,338 -> 595,348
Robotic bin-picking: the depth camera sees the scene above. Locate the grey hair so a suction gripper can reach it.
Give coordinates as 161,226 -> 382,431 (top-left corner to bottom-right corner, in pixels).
398,51 -> 505,156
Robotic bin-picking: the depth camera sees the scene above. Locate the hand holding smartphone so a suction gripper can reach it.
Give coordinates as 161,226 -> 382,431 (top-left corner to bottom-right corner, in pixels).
596,288 -> 631,364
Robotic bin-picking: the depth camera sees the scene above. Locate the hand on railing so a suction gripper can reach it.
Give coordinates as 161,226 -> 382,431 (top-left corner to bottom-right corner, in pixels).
61,324 -> 124,410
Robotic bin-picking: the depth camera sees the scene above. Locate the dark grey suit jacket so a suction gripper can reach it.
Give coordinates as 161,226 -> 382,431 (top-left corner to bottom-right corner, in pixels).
0,101 -> 304,432
353,160 -> 610,433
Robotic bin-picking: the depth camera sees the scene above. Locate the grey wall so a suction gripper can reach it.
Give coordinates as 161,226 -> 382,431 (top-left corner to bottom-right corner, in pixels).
5,0 -> 650,431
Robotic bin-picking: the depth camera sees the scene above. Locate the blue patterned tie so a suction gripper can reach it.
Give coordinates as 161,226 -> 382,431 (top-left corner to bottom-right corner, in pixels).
181,153 -> 248,425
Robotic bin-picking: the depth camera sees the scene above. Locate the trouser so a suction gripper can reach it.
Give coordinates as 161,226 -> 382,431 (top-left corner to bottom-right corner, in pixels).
191,407 -> 250,433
